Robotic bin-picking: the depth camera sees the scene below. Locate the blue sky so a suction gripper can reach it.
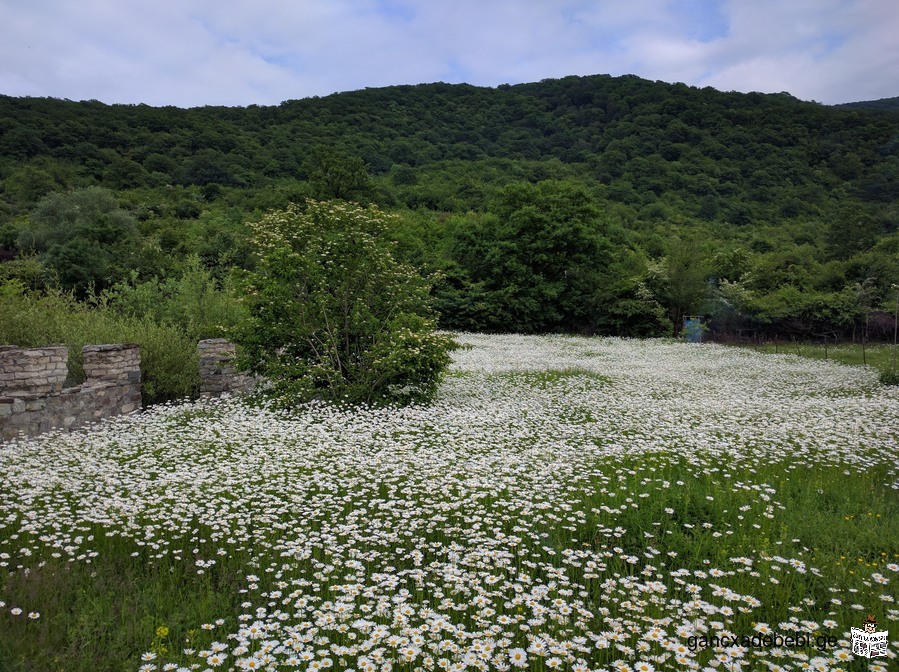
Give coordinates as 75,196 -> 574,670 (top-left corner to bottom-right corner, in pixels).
1,0 -> 897,107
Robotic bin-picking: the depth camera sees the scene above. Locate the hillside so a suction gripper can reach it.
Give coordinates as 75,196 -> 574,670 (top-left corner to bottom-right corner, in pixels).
834,96 -> 899,112
1,74 -> 898,339
3,75 -> 899,214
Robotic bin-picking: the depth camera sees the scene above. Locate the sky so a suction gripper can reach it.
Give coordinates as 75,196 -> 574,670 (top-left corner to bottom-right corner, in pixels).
1,0 -> 898,108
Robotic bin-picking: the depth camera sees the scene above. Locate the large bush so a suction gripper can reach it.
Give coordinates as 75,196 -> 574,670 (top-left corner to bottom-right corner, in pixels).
235,200 -> 456,407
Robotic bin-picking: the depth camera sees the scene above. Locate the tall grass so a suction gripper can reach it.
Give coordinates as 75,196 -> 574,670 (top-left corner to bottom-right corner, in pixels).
0,280 -> 198,403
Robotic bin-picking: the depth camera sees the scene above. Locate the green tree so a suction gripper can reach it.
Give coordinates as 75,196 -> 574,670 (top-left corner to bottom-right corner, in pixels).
18,187 -> 141,295
234,200 -> 455,408
1,159 -> 72,207
596,277 -> 673,337
442,180 -> 612,332
103,157 -> 148,189
647,237 -> 711,331
827,208 -> 881,258
303,147 -> 374,202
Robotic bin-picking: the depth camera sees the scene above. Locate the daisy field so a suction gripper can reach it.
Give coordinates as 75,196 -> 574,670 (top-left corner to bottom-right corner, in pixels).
1,334 -> 897,672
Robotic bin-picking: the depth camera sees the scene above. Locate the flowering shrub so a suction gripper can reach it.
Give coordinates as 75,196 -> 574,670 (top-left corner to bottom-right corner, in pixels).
234,200 -> 456,407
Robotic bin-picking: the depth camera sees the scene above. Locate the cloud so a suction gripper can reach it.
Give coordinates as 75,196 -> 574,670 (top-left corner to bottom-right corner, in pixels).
0,0 -> 896,106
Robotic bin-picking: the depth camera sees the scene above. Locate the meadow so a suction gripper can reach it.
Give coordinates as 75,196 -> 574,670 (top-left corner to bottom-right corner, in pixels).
1,334 -> 897,672
743,342 -> 897,376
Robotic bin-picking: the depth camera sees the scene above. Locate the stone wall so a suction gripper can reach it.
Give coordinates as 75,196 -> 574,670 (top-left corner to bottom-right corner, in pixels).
0,344 -> 141,441
0,345 -> 68,395
198,338 -> 258,397
1,339 -> 258,441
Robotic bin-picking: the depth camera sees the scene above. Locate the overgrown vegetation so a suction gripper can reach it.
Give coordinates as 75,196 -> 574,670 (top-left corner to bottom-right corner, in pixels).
1,74 -> 898,343
0,272 -> 242,403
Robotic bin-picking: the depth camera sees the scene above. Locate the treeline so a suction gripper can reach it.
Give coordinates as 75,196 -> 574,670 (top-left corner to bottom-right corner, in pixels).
1,73 -> 898,344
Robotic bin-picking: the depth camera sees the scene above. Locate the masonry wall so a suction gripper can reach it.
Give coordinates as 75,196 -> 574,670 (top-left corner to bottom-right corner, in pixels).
198,338 -> 258,397
1,339 -> 259,441
0,344 -> 141,441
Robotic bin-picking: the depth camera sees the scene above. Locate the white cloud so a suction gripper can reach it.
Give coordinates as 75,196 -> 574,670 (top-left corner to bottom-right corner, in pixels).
0,0 -> 896,106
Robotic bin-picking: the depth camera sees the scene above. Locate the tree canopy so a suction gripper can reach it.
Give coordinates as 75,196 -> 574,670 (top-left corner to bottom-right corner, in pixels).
1,73 -> 898,341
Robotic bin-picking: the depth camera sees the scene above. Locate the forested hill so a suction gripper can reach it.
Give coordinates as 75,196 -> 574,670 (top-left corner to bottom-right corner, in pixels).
3,74 -> 898,213
1,74 -> 899,339
834,96 -> 899,112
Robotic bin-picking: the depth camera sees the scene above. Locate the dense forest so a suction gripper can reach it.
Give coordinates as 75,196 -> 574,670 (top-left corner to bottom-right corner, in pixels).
2,73 -> 899,346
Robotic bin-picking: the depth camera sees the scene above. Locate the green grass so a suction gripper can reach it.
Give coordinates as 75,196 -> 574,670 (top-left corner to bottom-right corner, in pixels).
744,341 -> 898,374
504,367 -> 612,390
0,544 -> 245,670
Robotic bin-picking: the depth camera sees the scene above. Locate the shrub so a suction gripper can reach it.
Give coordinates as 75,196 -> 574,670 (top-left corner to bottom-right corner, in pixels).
103,256 -> 246,341
0,280 -> 198,403
879,368 -> 899,386
235,200 -> 456,408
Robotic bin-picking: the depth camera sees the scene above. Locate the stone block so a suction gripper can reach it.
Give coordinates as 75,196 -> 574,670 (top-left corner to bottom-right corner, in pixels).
0,346 -> 68,395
